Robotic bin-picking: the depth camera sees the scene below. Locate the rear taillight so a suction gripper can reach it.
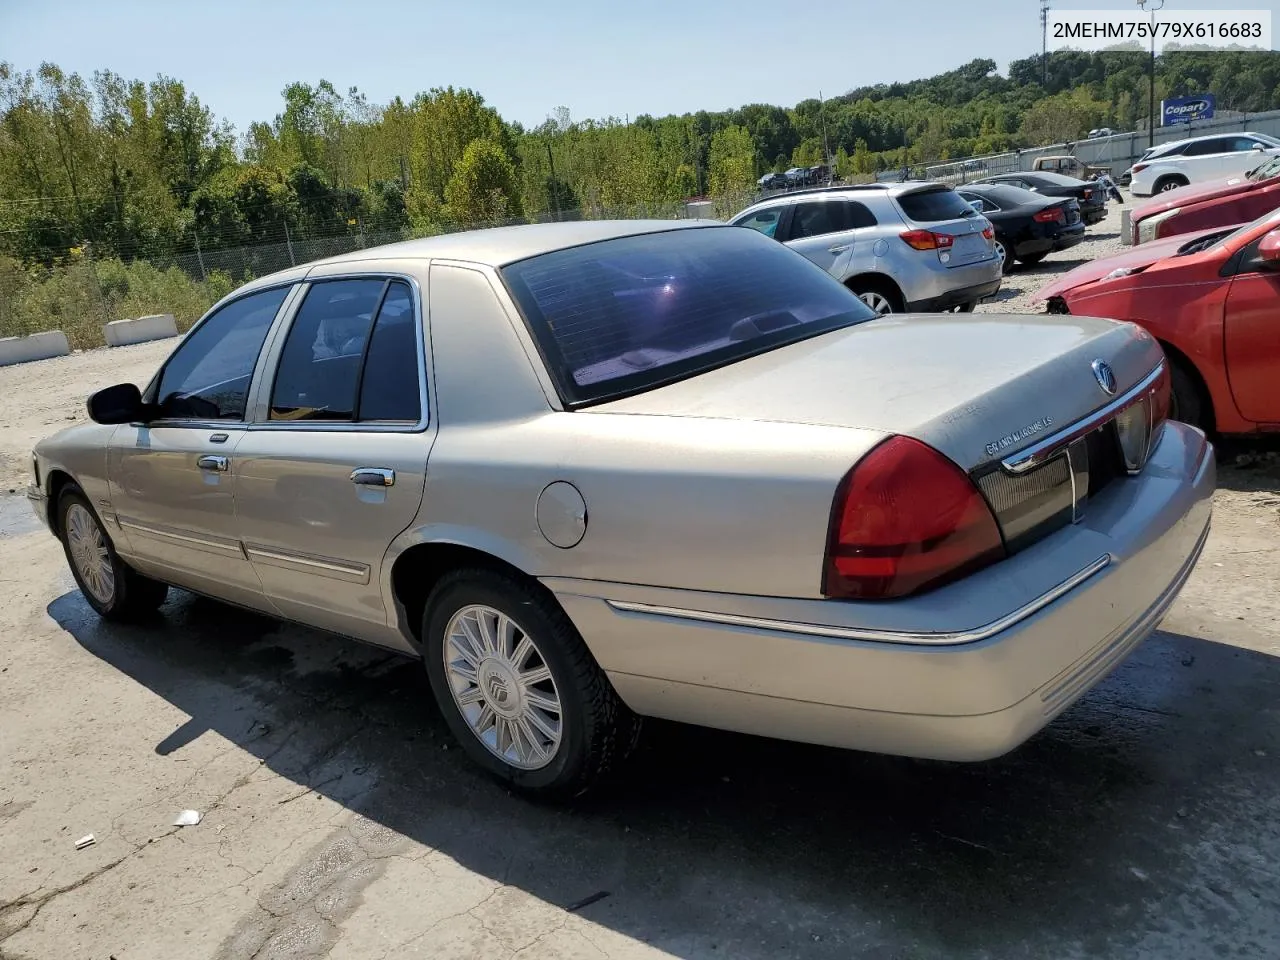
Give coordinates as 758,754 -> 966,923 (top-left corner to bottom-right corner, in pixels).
1033,207 -> 1066,224
823,436 -> 1007,600
900,229 -> 954,251
1132,163 -> 1149,174
981,225 -> 994,240
1083,188 -> 1093,199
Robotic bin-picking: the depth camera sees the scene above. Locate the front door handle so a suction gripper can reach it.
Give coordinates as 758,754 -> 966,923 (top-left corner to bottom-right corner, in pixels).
350,467 -> 395,487
197,455 -> 228,472
827,243 -> 852,254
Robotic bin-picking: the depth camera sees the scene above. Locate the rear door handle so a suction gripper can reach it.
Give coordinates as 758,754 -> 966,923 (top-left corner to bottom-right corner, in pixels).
828,244 -> 852,254
350,468 -> 395,487
197,455 -> 228,472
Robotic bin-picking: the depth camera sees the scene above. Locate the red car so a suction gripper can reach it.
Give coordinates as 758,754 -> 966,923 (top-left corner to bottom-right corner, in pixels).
1038,208 -> 1280,435
1130,155 -> 1280,245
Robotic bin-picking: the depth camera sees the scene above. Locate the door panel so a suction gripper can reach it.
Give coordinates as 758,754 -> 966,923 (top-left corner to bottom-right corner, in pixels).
1224,268 -> 1280,423
105,284 -> 294,607
230,275 -> 432,646
232,431 -> 429,640
108,427 -> 266,606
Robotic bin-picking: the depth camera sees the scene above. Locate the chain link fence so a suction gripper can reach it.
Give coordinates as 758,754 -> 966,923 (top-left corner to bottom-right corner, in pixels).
0,191 -> 758,349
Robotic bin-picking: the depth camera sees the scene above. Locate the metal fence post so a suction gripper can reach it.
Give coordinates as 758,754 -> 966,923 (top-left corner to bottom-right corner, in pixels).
83,241 -> 112,325
283,217 -> 296,266
193,228 -> 207,280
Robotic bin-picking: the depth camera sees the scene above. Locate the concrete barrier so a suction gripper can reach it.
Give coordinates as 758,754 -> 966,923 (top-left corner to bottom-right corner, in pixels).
1120,208 -> 1133,246
104,313 -> 179,347
0,331 -> 71,367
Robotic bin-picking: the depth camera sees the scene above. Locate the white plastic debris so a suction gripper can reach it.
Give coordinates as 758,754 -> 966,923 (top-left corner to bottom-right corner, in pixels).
74,834 -> 96,850
173,809 -> 202,827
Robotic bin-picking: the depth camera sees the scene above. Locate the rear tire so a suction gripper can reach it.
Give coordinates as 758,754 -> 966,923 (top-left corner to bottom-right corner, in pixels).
1155,176 -> 1187,194
1169,360 -> 1210,432
58,486 -> 168,621
422,567 -> 639,801
848,280 -> 904,315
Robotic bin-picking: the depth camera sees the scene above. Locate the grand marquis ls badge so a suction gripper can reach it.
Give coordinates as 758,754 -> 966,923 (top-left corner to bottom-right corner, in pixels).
1091,358 -> 1117,396
985,416 -> 1055,457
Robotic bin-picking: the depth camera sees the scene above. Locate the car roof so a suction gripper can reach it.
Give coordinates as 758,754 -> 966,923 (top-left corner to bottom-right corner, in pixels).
308,219 -> 720,271
733,181 -> 945,215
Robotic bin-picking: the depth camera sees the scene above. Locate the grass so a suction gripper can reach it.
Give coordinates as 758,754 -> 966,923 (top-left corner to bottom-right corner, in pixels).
0,255 -> 236,350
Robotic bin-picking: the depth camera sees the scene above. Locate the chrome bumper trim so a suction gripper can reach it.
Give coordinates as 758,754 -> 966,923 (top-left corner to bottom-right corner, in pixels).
606,554 -> 1112,647
1001,362 -> 1165,475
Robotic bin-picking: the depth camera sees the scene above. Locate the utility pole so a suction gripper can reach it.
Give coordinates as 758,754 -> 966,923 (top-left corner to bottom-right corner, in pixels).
545,139 -> 559,221
1136,0 -> 1165,149
819,90 -> 832,180
1040,0 -> 1051,85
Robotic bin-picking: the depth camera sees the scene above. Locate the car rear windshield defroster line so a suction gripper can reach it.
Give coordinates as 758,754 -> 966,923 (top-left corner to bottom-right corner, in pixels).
500,226 -> 877,407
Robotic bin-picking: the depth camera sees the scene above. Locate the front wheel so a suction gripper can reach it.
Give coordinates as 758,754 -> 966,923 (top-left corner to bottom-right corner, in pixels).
58,486 -> 168,620
1170,361 -> 1210,432
422,568 -> 639,801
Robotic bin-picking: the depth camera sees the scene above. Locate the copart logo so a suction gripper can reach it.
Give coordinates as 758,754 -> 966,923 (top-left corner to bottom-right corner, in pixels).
985,417 -> 1055,457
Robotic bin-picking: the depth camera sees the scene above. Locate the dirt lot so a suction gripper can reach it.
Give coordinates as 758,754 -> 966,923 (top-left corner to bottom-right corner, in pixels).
2,203 -> 1280,960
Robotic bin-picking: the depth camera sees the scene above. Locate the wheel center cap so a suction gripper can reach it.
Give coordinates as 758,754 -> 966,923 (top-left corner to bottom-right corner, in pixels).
478,659 -> 522,719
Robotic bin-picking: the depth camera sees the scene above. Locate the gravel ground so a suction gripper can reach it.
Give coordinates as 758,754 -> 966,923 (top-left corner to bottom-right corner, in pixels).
978,192 -> 1130,314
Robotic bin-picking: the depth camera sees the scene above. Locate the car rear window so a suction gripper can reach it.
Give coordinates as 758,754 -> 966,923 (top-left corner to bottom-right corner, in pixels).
501,226 -> 876,406
895,187 -> 976,222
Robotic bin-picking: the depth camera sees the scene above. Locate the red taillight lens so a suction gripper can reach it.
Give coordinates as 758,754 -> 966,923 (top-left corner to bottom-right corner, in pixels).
981,225 -> 994,240
1132,163 -> 1149,174
823,436 -> 1007,600
900,229 -> 954,251
1083,188 -> 1093,199
1033,207 -> 1066,224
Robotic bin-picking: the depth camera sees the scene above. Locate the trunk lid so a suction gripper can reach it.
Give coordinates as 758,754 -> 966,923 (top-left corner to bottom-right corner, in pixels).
589,313 -> 1163,473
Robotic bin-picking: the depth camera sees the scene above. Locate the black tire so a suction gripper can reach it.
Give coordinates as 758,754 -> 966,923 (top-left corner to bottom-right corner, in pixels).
422,567 -> 639,801
1017,251 -> 1049,265
1155,176 -> 1187,194
848,279 -> 904,315
1169,360 -> 1210,432
57,485 -> 168,621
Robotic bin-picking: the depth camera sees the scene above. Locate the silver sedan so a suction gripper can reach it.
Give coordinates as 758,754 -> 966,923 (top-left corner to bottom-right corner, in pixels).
28,220 -> 1214,800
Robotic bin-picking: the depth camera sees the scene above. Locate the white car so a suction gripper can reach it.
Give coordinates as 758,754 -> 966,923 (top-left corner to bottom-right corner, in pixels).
1130,132 -> 1280,197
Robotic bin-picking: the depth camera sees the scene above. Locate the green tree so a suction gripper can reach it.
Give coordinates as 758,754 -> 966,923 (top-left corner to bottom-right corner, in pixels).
708,124 -> 755,196
443,138 -> 522,224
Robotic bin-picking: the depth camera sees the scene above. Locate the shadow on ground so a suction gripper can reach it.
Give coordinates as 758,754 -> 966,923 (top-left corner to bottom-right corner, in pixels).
50,591 -> 1280,958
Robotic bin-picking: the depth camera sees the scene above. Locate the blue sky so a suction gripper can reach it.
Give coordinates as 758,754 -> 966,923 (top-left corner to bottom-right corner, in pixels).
2,0 -> 1278,134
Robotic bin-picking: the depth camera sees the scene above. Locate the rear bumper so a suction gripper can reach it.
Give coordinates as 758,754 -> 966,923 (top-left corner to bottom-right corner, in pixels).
553,422 -> 1214,761
905,276 -> 1002,311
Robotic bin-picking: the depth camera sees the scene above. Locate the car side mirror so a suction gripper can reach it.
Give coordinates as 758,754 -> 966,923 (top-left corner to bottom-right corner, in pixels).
1256,230 -> 1280,270
87,383 -> 147,424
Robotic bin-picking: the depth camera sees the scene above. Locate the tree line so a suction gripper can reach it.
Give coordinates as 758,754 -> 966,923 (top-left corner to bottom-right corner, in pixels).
2,48 -> 1279,266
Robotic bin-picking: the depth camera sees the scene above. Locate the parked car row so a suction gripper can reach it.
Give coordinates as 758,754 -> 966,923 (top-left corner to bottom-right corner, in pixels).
757,164 -> 833,191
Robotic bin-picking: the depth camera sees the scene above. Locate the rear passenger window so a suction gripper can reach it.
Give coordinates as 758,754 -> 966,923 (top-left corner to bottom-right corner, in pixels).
790,202 -> 847,239
357,281 -> 421,422
846,201 -> 877,228
270,279 -> 383,420
269,278 -> 421,423
1184,138 -> 1230,157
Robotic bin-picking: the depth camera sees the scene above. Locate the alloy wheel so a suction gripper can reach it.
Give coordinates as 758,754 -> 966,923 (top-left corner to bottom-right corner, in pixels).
858,291 -> 894,315
443,604 -> 563,770
66,503 -> 115,605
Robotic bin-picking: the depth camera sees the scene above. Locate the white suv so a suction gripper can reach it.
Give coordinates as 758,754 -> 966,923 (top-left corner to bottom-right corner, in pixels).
1130,132 -> 1280,197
